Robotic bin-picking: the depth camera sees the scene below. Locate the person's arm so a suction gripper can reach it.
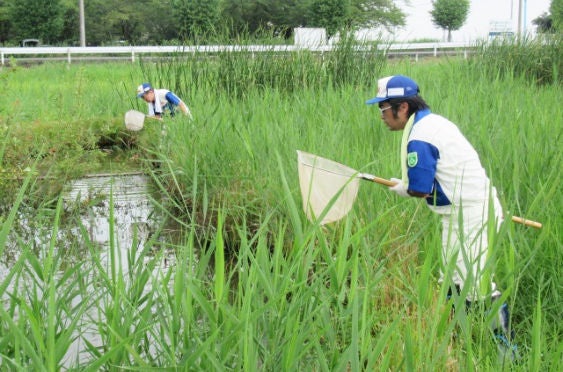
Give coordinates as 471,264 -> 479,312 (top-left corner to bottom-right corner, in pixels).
165,91 -> 193,119
389,140 -> 438,198
404,140 -> 438,197
147,102 -> 161,118
178,101 -> 193,119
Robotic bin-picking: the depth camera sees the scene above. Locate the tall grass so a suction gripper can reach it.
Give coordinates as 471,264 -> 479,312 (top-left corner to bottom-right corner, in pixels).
1,40 -> 561,369
139,35 -> 386,100
471,35 -> 561,85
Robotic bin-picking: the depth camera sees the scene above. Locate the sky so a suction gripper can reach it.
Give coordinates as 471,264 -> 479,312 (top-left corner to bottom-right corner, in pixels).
392,0 -> 552,42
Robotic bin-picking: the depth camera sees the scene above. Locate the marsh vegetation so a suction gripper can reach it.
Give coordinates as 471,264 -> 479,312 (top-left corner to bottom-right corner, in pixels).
0,38 -> 561,370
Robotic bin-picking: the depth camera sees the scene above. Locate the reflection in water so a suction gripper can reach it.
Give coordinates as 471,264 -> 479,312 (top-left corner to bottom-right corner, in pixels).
1,172 -> 180,368
62,172 -> 155,250
62,173 -> 164,365
1,172 -> 159,279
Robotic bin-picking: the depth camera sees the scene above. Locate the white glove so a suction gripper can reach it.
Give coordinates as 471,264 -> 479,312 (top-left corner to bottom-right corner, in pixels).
389,178 -> 410,198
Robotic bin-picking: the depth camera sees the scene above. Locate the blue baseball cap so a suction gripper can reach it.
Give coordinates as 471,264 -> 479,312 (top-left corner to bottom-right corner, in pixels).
136,83 -> 152,98
366,75 -> 419,104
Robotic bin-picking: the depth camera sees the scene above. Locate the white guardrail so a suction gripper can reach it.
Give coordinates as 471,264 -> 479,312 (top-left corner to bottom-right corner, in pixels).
0,42 -> 476,65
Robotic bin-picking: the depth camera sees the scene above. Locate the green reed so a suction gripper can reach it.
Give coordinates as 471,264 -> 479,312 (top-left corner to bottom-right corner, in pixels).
1,39 -> 561,370
139,36 -> 386,100
471,35 -> 561,85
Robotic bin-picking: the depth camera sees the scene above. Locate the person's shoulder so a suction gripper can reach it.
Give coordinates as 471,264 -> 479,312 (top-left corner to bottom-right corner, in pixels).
411,113 -> 456,141
421,112 -> 445,121
419,113 -> 458,128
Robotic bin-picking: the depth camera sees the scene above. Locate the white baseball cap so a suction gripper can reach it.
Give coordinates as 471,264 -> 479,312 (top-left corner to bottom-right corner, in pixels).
136,83 -> 152,98
366,75 -> 419,104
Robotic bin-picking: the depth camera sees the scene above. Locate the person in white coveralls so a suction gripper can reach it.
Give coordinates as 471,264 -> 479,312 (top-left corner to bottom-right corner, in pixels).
366,75 -> 517,359
137,82 -> 192,119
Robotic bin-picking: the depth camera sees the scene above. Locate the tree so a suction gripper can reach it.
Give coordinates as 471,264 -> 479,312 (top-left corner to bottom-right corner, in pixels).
9,0 -> 64,44
59,0 -> 81,45
105,2 -> 149,44
551,0 -> 563,32
532,12 -> 553,34
309,0 -> 349,37
84,0 -> 177,45
174,0 -> 220,42
219,0 -> 249,36
272,1 -> 312,35
220,0 -> 311,39
247,0 -> 309,38
348,0 -> 405,30
218,0 -> 405,41
0,0 -> 409,45
142,1 -> 178,43
430,0 -> 469,42
0,1 -> 12,44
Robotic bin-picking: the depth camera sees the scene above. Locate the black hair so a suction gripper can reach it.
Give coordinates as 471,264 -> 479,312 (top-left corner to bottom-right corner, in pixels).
383,95 -> 430,118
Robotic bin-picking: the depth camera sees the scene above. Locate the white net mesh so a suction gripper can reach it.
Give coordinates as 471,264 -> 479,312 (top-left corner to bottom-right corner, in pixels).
297,151 -> 360,225
124,110 -> 145,131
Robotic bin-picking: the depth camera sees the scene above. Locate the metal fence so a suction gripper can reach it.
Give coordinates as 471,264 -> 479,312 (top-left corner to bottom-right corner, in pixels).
0,42 -> 476,66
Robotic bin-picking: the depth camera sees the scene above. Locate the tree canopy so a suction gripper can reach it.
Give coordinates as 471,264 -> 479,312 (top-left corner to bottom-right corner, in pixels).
530,0 -> 560,34
0,0 -> 406,46
550,0 -> 562,32
532,13 -> 553,33
348,0 -> 405,30
9,0 -> 64,44
430,0 -> 469,42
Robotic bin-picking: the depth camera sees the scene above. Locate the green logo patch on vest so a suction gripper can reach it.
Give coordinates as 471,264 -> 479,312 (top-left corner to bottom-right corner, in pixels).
407,152 -> 418,167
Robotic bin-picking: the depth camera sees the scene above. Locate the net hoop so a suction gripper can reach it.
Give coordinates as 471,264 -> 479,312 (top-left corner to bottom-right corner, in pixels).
297,150 -> 361,225
124,110 -> 145,131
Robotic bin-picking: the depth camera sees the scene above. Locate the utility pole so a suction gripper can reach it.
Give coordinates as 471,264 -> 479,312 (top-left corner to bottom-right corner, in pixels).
79,0 -> 86,46
523,0 -> 527,35
517,0 -> 522,36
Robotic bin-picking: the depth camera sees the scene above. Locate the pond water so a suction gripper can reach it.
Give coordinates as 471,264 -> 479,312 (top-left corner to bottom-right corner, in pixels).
62,172 -> 156,250
1,172 -> 160,275
1,172 -> 180,367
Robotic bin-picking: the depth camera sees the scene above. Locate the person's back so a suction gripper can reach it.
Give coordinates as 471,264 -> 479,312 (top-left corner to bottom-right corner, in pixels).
409,112 -> 495,208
